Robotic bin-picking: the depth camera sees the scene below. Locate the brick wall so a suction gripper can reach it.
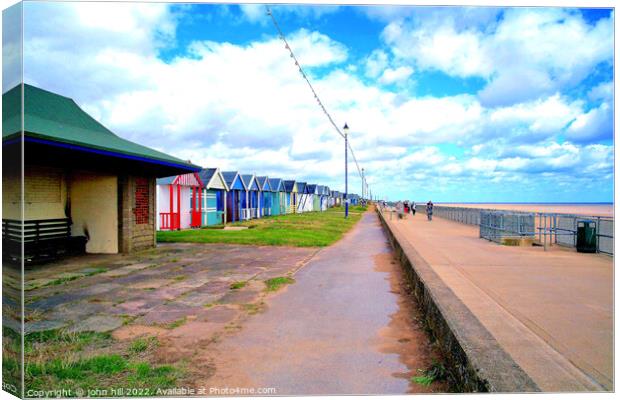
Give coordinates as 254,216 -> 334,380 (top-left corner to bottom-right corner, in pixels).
119,175 -> 156,253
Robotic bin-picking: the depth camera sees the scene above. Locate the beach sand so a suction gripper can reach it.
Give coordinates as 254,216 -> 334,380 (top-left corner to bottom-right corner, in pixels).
440,204 -> 613,217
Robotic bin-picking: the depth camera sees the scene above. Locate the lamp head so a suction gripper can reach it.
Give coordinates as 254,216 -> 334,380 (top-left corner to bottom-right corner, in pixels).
343,123 -> 349,135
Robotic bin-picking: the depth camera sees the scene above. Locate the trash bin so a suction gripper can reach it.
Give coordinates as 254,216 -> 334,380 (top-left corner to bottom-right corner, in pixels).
576,220 -> 597,253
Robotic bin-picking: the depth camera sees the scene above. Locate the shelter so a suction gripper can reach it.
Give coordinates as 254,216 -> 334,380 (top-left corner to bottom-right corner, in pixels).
268,178 -> 285,216
283,180 -> 297,213
222,171 -> 246,222
156,173 -> 203,231
198,168 -> 228,226
2,84 -> 199,262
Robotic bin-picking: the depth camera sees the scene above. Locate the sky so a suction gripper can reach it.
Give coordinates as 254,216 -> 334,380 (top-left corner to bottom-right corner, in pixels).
5,2 -> 615,202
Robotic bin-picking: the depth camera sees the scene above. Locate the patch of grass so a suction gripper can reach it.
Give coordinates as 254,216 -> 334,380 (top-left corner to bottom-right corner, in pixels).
203,303 -> 216,308
264,276 -> 295,292
85,267 -> 108,276
129,337 -> 158,354
23,328 -> 179,393
230,281 -> 247,290
164,317 -> 187,329
173,275 -> 186,281
46,275 -> 81,287
411,361 -> 447,386
157,206 -> 366,247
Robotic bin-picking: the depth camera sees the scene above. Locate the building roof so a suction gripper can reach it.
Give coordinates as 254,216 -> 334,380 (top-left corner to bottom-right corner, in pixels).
306,184 -> 317,194
198,168 -> 228,190
222,171 -> 246,190
2,84 -> 199,172
255,176 -> 271,191
283,180 -> 296,192
156,172 -> 202,187
295,182 -> 307,193
269,178 -> 284,191
240,174 -> 258,191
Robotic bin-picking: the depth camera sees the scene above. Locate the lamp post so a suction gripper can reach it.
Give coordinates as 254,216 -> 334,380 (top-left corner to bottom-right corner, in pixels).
343,123 -> 349,218
361,168 -> 365,201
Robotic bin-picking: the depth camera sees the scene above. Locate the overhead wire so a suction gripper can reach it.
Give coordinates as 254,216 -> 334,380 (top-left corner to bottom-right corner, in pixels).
266,6 -> 370,197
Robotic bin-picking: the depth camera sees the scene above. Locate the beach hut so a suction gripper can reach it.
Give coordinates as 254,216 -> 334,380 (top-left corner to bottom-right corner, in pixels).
268,178 -> 285,215
307,184 -> 319,212
283,180 -> 297,213
156,173 -> 204,231
295,182 -> 308,213
317,185 -> 329,211
255,176 -> 272,217
2,84 -> 199,261
240,174 -> 260,219
198,168 -> 228,226
222,171 -> 246,222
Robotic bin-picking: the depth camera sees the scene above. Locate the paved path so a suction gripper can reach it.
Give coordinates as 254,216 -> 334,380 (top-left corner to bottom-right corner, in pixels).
202,211 -> 444,395
386,213 -> 613,391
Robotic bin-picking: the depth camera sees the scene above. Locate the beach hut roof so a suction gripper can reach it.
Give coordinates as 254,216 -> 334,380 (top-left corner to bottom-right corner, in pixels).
198,168 -> 229,190
269,178 -> 284,191
323,186 -> 330,195
156,172 -> 203,187
306,184 -> 318,194
222,171 -> 246,190
255,176 -> 272,192
295,182 -> 307,193
240,174 -> 259,191
283,180 -> 296,192
3,84 -> 199,175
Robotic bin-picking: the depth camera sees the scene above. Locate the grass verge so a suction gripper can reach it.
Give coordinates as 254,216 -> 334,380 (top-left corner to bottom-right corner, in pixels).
21,328 -> 181,395
157,206 -> 367,247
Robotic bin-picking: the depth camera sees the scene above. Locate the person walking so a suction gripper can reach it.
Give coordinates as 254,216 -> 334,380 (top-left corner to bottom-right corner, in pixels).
411,201 -> 416,216
426,200 -> 433,221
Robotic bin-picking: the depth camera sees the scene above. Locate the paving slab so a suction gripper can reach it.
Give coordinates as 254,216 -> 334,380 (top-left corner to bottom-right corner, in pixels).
67,315 -> 124,333
385,213 -> 613,391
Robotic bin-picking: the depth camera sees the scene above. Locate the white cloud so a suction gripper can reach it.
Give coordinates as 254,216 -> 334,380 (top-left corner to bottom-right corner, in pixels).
379,66 -> 413,85
566,102 -> 613,142
381,8 -> 613,106
20,3 -> 613,200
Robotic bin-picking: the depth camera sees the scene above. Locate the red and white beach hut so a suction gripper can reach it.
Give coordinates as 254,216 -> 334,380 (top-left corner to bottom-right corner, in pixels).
156,172 -> 204,230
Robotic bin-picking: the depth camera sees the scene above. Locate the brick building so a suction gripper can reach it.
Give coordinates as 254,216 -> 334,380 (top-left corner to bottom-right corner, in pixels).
2,84 -> 200,260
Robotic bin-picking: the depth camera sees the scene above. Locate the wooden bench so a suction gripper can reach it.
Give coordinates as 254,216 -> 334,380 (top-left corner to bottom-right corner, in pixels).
2,218 -> 86,264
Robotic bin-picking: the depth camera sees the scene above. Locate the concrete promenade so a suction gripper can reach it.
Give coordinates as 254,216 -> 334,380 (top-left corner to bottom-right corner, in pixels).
384,212 -> 613,391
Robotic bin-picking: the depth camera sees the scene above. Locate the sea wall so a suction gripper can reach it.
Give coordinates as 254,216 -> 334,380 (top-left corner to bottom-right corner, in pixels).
376,208 -> 540,392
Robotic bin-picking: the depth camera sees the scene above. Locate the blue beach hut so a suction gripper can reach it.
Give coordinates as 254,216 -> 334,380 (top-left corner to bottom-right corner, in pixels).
240,174 -> 260,219
256,176 -> 272,217
222,171 -> 246,222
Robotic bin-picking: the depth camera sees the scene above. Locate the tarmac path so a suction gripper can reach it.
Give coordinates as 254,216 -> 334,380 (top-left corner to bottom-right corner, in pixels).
386,212 -> 613,391
201,211 -> 445,395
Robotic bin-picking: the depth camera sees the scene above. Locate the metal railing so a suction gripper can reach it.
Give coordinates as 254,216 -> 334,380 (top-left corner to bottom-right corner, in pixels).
420,205 -> 613,255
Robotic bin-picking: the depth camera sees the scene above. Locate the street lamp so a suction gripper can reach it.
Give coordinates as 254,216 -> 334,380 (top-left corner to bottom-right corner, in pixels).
361,168 -> 365,201
343,123 -> 349,218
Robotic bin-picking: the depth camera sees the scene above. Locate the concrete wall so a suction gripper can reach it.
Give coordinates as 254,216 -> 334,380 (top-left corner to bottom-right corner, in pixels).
70,171 -> 118,254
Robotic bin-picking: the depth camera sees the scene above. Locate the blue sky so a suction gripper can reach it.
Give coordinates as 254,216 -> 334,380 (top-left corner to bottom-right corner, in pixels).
8,3 -> 614,202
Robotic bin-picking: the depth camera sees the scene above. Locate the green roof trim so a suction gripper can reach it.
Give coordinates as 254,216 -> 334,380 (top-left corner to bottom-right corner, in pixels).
2,84 -> 200,170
